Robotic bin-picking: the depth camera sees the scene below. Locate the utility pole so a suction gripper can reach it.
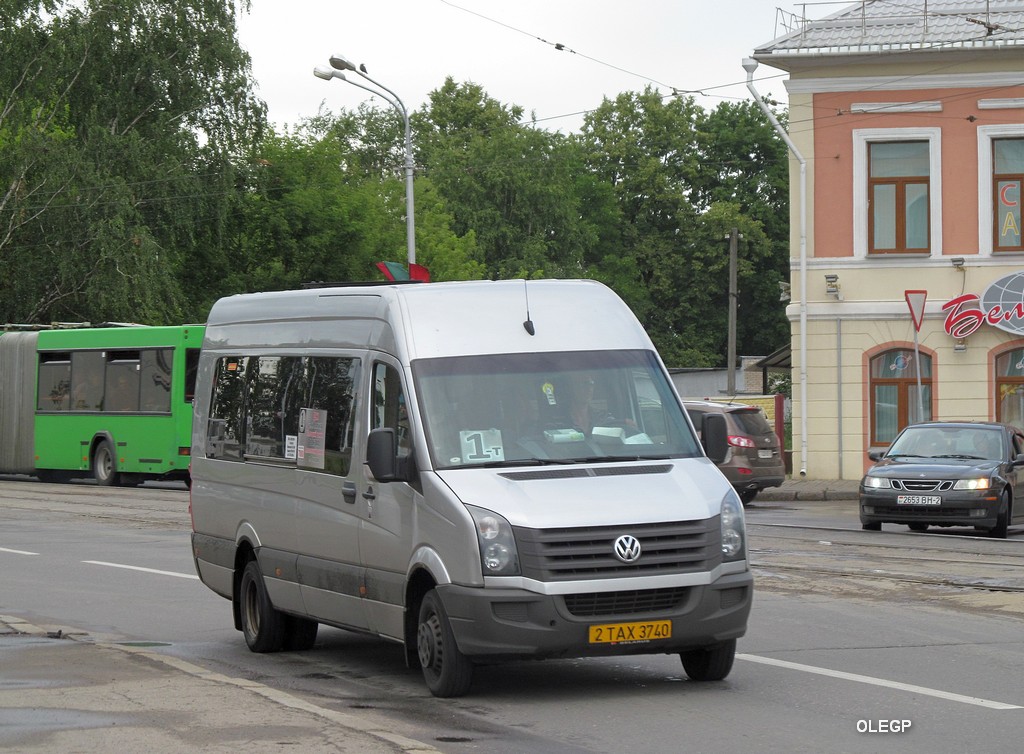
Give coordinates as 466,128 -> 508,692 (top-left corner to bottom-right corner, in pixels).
726,228 -> 742,396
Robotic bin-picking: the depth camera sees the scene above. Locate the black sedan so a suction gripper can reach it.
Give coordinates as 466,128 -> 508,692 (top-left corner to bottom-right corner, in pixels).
859,421 -> 1024,538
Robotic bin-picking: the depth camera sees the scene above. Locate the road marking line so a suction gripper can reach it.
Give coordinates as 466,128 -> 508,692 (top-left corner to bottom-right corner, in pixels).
0,546 -> 39,555
82,560 -> 199,580
738,654 -> 1022,710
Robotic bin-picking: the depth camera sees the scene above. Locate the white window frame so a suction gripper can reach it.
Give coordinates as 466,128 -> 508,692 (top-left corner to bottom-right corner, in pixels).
853,128 -> 942,259
978,124 -> 1024,257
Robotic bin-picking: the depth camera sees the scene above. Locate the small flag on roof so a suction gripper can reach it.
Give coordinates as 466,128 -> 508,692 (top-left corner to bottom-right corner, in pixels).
376,262 -> 431,282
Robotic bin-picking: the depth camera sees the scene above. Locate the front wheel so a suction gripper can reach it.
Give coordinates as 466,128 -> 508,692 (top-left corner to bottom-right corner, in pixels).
93,440 -> 119,486
239,559 -> 286,653
908,523 -> 929,532
680,639 -> 736,681
988,492 -> 1010,539
417,590 -> 472,698
861,521 -> 881,531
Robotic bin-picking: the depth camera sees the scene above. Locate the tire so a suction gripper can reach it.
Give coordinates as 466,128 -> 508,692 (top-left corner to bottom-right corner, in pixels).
239,559 -> 286,653
283,615 -> 319,651
417,589 -> 473,698
680,638 -> 736,682
988,491 -> 1010,539
861,521 -> 881,531
908,523 -> 929,532
92,440 -> 120,487
740,490 -> 757,506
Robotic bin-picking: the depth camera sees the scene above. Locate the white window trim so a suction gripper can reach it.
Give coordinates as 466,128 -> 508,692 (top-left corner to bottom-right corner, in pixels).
853,128 -> 942,260
977,124 -> 1024,257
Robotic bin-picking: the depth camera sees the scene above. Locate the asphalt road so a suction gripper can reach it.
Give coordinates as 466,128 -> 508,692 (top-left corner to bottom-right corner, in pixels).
2,477 -> 1023,752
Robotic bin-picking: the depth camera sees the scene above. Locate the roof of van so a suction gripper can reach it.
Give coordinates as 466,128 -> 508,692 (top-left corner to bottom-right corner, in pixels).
204,279 -> 655,360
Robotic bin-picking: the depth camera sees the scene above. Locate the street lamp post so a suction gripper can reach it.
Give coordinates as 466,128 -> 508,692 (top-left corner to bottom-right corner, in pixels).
313,55 -> 416,267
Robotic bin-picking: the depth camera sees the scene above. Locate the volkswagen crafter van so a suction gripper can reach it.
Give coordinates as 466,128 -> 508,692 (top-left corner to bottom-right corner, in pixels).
189,279 -> 752,697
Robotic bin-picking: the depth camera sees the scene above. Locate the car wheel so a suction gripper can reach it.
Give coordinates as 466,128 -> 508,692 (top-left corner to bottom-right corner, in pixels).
239,559 -> 286,653
861,521 -> 881,531
417,589 -> 472,698
680,639 -> 736,681
740,490 -> 757,506
92,440 -> 120,487
988,491 -> 1010,539
908,523 -> 929,532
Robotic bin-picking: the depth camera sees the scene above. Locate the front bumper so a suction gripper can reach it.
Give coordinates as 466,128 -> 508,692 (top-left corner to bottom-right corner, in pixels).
436,571 -> 753,661
859,490 -> 1001,529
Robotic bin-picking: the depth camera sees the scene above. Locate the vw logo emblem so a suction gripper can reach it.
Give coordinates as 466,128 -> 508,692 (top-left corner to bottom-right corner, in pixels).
613,534 -> 642,563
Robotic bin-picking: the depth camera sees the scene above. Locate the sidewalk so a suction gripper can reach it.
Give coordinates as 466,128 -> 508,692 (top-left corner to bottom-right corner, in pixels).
754,476 -> 861,502
0,615 -> 437,753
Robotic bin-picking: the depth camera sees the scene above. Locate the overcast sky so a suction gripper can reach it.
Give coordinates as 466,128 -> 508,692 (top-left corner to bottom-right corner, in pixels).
236,0 -> 805,133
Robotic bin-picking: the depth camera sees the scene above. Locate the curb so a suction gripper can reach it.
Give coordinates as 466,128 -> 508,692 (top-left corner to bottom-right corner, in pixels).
0,615 -> 438,753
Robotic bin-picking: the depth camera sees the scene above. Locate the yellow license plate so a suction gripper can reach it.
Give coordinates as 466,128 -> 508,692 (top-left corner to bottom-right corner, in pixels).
588,620 -> 672,644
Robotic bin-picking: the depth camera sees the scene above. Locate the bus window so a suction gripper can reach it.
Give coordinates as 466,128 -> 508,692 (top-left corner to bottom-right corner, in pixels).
140,349 -> 172,412
71,351 -> 105,411
306,357 -> 360,476
37,353 -> 71,412
208,357 -> 247,461
105,351 -> 141,412
184,348 -> 200,403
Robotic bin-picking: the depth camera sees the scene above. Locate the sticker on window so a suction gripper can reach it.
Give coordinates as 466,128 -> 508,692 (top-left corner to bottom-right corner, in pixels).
459,429 -> 504,463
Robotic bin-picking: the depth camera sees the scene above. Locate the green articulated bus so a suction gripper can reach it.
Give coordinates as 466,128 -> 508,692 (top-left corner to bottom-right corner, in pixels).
0,324 -> 203,486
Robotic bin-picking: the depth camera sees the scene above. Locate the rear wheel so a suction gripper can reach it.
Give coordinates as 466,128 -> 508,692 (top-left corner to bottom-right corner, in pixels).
239,559 -> 286,653
92,440 -> 119,486
739,490 -> 757,506
908,523 -> 929,532
417,589 -> 472,698
988,492 -> 1010,539
681,639 -> 736,681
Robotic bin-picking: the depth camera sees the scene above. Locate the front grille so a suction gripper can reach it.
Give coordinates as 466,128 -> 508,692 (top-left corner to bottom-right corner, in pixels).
563,587 -> 688,617
893,479 -> 953,492
514,519 -> 719,581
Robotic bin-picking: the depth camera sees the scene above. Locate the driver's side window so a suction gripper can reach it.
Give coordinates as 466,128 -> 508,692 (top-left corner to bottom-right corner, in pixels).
373,362 -> 410,456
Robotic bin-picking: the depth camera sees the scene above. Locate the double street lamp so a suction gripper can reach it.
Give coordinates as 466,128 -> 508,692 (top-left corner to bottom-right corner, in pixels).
313,54 -> 416,267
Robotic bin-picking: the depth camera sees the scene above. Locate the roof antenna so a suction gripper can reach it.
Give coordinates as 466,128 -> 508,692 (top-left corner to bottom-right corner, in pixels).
522,280 -> 535,336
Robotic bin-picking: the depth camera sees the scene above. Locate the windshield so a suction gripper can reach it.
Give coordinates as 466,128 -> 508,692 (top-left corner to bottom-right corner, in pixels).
888,425 -> 1003,461
413,349 -> 701,470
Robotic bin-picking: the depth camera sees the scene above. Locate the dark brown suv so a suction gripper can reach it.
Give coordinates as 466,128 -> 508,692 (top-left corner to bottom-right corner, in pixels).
684,400 -> 786,504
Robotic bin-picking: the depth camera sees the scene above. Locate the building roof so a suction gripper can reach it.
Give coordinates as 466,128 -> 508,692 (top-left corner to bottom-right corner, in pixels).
755,0 -> 1024,64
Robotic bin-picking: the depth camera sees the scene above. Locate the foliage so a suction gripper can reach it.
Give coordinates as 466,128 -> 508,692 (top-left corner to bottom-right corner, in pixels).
2,6 -> 792,368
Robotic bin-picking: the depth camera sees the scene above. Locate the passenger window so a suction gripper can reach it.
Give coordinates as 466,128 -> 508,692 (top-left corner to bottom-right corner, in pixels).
373,363 -> 411,456
104,351 -> 141,412
70,351 -> 105,411
304,357 -> 360,476
140,349 -> 172,412
37,352 -> 71,411
207,357 -> 248,461
246,356 -> 303,459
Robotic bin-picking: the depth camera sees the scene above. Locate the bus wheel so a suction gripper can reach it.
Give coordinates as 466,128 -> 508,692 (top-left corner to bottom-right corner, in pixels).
93,440 -> 120,486
417,589 -> 472,697
239,559 -> 286,653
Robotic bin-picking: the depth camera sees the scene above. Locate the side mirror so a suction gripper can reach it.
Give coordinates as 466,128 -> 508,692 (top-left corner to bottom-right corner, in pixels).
702,413 -> 728,465
366,428 -> 398,482
1014,453 -> 1024,466
867,450 -> 884,462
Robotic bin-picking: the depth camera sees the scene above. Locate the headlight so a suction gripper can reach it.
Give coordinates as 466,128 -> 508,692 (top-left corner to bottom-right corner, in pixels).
863,476 -> 892,489
720,492 -> 746,562
953,478 -> 990,490
467,505 -> 521,576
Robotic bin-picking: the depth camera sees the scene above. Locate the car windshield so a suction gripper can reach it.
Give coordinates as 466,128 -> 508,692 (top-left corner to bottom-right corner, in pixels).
412,349 -> 702,470
887,426 -> 1003,461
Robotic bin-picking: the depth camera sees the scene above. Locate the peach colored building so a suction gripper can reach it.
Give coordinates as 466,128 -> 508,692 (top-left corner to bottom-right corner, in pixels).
752,1 -> 1024,479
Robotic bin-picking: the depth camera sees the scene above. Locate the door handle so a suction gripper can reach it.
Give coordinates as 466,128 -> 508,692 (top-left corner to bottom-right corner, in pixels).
362,486 -> 376,501
342,481 -> 356,504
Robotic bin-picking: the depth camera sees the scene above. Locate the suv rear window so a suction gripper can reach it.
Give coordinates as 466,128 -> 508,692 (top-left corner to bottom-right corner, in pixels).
729,408 -> 772,435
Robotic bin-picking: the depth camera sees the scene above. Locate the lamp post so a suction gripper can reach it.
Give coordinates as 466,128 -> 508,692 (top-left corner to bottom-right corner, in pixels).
313,55 -> 416,267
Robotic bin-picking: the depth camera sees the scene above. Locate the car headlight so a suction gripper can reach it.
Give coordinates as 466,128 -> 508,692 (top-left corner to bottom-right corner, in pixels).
467,505 -> 521,576
863,476 -> 892,489
953,478 -> 990,490
720,492 -> 746,562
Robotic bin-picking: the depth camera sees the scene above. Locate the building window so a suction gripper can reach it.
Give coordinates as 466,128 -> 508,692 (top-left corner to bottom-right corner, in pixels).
869,141 -> 930,253
870,349 -> 932,445
853,128 -> 941,259
994,138 -> 1024,251
996,348 -> 1024,425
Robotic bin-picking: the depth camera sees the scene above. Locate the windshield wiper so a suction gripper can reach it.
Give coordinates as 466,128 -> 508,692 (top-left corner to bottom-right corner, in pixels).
888,453 -> 925,458
933,454 -> 986,460
459,458 -> 577,469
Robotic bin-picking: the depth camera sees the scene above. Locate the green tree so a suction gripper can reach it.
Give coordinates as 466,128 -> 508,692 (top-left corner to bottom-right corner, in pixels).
0,0 -> 264,324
